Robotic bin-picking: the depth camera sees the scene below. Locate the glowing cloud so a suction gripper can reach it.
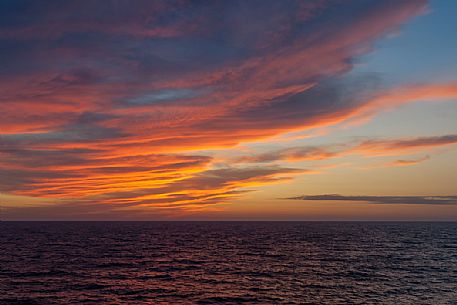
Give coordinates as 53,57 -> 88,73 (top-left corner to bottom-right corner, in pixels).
5,0 -> 456,219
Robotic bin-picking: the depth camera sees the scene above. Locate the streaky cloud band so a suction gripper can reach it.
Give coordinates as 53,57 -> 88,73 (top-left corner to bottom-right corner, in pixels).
286,194 -> 457,205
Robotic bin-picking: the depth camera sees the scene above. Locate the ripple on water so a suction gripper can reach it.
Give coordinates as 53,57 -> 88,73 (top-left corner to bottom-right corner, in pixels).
1,222 -> 457,304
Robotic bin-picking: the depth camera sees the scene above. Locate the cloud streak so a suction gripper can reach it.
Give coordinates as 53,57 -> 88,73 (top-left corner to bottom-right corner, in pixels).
387,156 -> 430,167
234,134 -> 457,164
3,0 -> 449,218
287,194 -> 457,205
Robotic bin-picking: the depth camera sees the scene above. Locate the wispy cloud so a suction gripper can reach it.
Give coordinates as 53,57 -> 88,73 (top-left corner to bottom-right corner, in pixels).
387,155 -> 430,167
355,135 -> 457,155
234,134 -> 457,164
1,0 -> 442,217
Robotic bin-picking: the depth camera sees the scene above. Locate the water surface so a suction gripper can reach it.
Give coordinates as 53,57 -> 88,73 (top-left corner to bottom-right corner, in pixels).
1,222 -> 456,304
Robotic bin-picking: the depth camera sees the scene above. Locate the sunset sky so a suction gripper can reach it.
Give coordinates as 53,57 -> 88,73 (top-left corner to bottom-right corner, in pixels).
1,0 -> 457,220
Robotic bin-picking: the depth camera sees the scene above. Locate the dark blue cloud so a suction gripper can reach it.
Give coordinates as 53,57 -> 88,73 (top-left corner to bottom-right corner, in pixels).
288,194 -> 457,205
0,0 -> 432,215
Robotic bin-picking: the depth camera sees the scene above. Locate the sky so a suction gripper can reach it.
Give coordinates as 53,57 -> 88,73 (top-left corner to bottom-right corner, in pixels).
1,0 -> 456,220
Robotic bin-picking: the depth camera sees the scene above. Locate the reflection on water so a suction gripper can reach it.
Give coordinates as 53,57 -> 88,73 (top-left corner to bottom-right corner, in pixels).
1,222 -> 456,304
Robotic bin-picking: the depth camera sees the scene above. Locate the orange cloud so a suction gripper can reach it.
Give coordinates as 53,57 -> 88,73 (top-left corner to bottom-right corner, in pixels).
351,84 -> 457,123
1,0 -> 438,218
386,155 -> 430,167
354,135 -> 457,156
234,135 -> 457,164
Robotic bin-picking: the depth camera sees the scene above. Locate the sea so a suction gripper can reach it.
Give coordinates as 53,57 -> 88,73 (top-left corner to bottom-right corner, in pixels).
1,222 -> 456,304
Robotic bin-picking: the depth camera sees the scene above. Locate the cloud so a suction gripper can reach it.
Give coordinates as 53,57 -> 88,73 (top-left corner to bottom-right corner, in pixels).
84,165 -> 307,207
387,155 -> 430,167
1,0 -> 440,217
287,194 -> 457,205
236,146 -> 341,163
355,135 -> 457,155
234,134 -> 457,164
3,165 -> 308,220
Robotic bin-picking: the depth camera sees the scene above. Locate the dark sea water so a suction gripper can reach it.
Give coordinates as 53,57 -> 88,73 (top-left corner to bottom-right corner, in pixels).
1,222 -> 456,304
